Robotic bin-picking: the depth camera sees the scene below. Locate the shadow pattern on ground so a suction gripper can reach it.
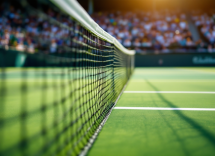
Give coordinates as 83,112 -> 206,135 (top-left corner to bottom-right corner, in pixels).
145,79 -> 215,147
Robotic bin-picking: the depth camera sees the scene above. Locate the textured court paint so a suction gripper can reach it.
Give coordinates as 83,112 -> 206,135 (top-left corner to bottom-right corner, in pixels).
87,67 -> 215,156
114,107 -> 215,111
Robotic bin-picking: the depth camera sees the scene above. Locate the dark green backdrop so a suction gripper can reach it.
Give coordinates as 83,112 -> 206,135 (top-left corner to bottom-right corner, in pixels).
1,49 -> 215,67
135,53 -> 215,67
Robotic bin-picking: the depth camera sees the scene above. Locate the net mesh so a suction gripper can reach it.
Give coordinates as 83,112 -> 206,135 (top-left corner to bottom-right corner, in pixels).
0,0 -> 134,155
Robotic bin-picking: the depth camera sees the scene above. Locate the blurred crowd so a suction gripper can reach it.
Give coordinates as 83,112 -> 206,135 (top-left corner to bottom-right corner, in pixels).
92,10 -> 215,53
0,2 -> 95,54
0,4 -> 61,53
192,10 -> 215,52
91,11 -> 196,53
0,1 -> 215,54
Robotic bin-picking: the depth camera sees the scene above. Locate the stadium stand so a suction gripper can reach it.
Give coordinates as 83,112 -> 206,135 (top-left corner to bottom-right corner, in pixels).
192,10 -> 215,52
0,1 -> 84,54
92,10 -> 215,53
0,0 -> 215,54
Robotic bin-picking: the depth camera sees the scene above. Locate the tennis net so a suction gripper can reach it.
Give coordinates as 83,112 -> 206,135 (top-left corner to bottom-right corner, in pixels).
0,0 -> 135,155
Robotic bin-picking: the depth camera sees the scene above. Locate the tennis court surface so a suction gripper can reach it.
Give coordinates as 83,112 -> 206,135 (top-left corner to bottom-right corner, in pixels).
88,67 -> 215,156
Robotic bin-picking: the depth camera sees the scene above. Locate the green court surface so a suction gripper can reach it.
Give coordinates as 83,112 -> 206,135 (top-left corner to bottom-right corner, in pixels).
87,67 -> 215,156
0,67 -> 120,155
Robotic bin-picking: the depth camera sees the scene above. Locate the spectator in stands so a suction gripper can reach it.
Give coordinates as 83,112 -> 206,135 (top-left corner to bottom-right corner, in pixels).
208,44 -> 213,53
142,38 -> 152,47
27,39 -> 35,53
154,41 -> 162,51
186,37 -> 195,46
123,39 -> 132,47
50,39 -> 57,53
133,38 -> 141,47
192,10 -> 215,46
16,41 -> 25,51
1,30 -> 10,46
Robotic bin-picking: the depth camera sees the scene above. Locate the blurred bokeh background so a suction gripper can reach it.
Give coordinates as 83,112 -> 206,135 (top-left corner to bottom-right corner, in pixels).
0,0 -> 215,67
78,0 -> 215,54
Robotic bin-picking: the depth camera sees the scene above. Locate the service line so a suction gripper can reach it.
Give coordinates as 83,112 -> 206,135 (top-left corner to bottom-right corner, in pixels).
124,91 -> 215,94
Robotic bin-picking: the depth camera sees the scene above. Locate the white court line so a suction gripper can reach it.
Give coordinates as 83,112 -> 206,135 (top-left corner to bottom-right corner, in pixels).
124,91 -> 215,94
178,69 -> 215,75
114,107 -> 215,111
130,80 -> 215,82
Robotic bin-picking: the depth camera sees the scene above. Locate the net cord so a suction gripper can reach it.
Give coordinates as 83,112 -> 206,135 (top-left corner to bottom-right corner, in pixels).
50,0 -> 135,56
79,79 -> 130,156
